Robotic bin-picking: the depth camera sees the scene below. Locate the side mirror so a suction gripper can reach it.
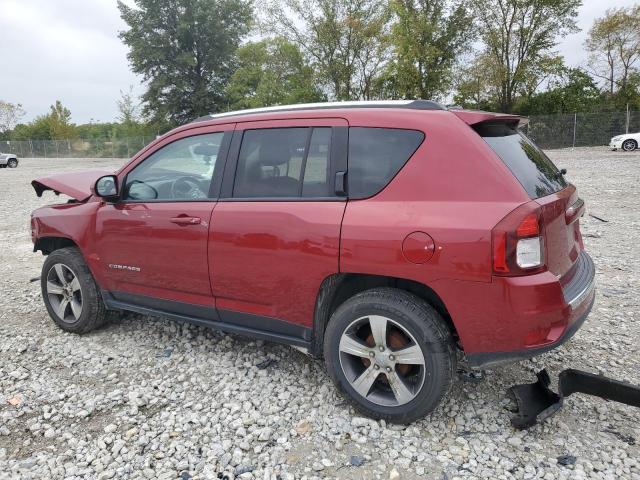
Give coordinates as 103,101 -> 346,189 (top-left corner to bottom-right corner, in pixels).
94,175 -> 119,201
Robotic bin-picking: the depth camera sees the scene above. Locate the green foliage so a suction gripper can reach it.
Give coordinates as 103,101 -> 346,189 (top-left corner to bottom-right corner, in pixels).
118,0 -> 253,124
585,5 -> 640,95
452,54 -> 500,110
267,0 -> 391,100
11,100 -> 75,140
384,0 -> 474,100
0,100 -> 25,135
225,38 -> 325,109
515,69 -> 601,115
470,0 -> 582,113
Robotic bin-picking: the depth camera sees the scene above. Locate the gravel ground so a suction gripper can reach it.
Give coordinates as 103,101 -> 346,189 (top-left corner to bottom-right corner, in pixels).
0,148 -> 639,480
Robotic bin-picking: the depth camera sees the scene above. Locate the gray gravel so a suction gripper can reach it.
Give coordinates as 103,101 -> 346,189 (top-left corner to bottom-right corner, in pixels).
1,148 -> 639,479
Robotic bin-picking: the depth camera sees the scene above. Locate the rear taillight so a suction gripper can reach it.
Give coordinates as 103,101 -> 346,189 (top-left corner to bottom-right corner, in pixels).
492,203 -> 545,276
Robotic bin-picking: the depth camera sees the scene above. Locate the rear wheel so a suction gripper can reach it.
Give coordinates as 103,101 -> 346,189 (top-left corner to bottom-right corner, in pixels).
324,288 -> 456,424
7,158 -> 18,168
41,247 -> 107,333
622,139 -> 637,151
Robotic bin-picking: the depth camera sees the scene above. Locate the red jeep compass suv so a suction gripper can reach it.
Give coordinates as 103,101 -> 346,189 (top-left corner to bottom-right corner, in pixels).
31,100 -> 595,423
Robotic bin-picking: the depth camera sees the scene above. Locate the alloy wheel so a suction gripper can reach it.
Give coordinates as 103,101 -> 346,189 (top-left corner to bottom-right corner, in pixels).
622,140 -> 636,151
338,315 -> 426,406
46,263 -> 83,323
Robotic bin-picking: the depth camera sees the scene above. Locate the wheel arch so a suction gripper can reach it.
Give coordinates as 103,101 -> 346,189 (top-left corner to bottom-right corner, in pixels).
311,273 -> 458,356
34,236 -> 79,255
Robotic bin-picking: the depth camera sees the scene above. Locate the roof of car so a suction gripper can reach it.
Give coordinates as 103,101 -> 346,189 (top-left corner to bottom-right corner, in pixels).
192,100 -> 445,123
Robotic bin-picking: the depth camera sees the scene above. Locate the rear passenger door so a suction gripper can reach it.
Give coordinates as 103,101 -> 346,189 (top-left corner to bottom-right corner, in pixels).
209,118 -> 348,342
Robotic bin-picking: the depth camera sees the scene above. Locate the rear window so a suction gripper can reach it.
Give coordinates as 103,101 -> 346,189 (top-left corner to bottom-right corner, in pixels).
475,123 -> 567,199
348,127 -> 424,199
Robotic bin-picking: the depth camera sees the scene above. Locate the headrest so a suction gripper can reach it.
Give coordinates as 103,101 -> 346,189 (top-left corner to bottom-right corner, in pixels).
193,143 -> 219,156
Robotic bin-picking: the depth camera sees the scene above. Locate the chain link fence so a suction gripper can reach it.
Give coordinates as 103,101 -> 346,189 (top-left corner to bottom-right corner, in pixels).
0,136 -> 156,159
1,110 -> 638,157
525,110 -> 638,149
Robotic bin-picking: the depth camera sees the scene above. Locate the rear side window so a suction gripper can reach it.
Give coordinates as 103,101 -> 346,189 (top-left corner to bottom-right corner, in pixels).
475,123 -> 567,199
233,127 -> 331,198
348,127 -> 424,199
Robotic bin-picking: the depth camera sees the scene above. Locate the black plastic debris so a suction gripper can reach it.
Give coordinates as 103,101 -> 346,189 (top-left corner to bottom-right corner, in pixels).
588,213 -> 609,223
458,369 -> 485,383
256,358 -> 276,369
509,369 -> 640,429
557,455 -> 576,466
604,428 -> 636,446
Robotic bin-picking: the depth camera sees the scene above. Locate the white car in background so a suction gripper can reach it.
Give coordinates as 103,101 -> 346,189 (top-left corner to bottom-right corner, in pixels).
610,133 -> 640,151
0,153 -> 18,168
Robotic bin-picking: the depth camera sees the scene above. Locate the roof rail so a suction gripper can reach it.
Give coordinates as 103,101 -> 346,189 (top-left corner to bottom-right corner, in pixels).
192,100 -> 445,122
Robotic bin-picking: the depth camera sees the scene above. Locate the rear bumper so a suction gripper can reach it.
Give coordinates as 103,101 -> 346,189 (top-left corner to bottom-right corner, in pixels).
438,251 -> 596,369
467,293 -> 594,368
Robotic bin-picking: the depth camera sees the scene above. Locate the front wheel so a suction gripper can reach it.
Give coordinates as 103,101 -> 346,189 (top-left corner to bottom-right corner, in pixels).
324,288 -> 456,424
41,247 -> 108,334
622,139 -> 637,152
7,158 -> 18,168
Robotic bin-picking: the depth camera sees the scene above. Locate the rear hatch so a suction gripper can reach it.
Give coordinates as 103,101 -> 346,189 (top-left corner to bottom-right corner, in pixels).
471,119 -> 583,278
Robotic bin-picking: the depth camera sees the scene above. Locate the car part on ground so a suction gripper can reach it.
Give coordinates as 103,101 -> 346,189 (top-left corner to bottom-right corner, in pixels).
509,369 -> 640,429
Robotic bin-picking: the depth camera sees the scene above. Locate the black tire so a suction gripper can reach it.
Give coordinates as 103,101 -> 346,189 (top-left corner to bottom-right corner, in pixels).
41,247 -> 108,334
324,287 -> 456,424
7,158 -> 18,168
622,139 -> 637,152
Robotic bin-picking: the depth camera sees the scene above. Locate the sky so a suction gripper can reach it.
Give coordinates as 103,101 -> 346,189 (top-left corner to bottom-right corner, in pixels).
0,0 -> 638,125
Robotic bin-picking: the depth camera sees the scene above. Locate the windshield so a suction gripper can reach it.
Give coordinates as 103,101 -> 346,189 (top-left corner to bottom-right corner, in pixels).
475,122 -> 567,199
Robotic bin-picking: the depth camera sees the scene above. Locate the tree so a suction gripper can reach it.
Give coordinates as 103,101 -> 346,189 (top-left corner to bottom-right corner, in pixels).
267,0 -> 391,100
453,53 -> 500,110
385,0 -> 474,100
226,38 -> 325,109
471,0 -> 581,112
48,100 -> 75,139
585,6 -> 640,94
118,0 -> 253,124
10,100 -> 75,140
516,68 -> 601,115
0,101 -> 26,133
117,86 -> 140,125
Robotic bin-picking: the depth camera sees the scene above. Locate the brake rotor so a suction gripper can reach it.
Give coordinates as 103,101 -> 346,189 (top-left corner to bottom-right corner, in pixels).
362,328 -> 411,376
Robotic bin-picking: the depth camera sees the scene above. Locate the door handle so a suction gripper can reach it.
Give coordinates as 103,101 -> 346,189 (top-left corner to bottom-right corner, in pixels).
170,216 -> 201,225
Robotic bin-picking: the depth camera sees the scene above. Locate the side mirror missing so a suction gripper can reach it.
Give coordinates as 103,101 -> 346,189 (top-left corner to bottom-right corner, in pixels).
95,175 -> 119,200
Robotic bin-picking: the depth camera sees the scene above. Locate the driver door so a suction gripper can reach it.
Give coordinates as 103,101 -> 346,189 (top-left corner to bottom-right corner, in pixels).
92,125 -> 233,310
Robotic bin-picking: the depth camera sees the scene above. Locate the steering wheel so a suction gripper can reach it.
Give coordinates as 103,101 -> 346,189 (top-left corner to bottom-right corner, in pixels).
171,176 -> 207,199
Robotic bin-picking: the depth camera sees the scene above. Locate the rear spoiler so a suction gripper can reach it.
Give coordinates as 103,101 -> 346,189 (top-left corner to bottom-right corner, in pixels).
451,109 -> 528,127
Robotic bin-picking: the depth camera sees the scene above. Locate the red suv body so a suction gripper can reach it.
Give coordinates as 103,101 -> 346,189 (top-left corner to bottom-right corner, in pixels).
31,101 -> 595,422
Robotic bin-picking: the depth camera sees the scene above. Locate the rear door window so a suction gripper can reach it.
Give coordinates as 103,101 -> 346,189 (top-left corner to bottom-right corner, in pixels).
475,123 -> 567,199
233,127 -> 331,198
348,127 -> 424,199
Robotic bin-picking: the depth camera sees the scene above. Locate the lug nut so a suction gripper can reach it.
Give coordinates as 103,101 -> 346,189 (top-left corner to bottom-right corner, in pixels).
386,367 -> 392,373
374,364 -> 380,370
379,346 -> 385,352
369,351 -> 375,358
389,354 -> 395,361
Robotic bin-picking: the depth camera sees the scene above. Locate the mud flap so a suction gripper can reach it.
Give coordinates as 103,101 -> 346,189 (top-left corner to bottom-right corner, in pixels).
509,368 -> 640,430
